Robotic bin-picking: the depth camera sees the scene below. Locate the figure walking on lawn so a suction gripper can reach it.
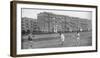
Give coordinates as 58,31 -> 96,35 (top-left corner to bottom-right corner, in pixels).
28,34 -> 33,48
59,33 -> 65,46
76,31 -> 80,40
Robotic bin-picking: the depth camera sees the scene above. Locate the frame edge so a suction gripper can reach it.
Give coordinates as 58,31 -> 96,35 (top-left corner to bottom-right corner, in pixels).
10,1 -> 17,57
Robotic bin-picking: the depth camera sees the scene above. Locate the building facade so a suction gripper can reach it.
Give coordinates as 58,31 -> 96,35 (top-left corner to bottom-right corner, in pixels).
21,12 -> 92,34
37,12 -> 92,32
21,17 -> 39,35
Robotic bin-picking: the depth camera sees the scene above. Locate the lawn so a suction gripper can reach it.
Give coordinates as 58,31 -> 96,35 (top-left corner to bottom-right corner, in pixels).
21,31 -> 92,49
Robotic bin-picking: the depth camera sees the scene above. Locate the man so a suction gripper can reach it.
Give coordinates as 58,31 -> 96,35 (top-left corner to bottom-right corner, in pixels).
59,33 -> 65,46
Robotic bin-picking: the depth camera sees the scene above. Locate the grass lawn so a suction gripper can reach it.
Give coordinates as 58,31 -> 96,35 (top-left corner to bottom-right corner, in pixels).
21,31 -> 92,49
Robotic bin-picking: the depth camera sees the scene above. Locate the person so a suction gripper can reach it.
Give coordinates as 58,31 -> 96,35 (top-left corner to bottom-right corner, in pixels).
28,34 -> 33,48
59,33 -> 65,46
28,34 -> 32,41
76,32 -> 80,40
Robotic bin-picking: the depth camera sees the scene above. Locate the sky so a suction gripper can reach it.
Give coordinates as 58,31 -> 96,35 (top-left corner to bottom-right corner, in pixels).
22,8 -> 92,20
